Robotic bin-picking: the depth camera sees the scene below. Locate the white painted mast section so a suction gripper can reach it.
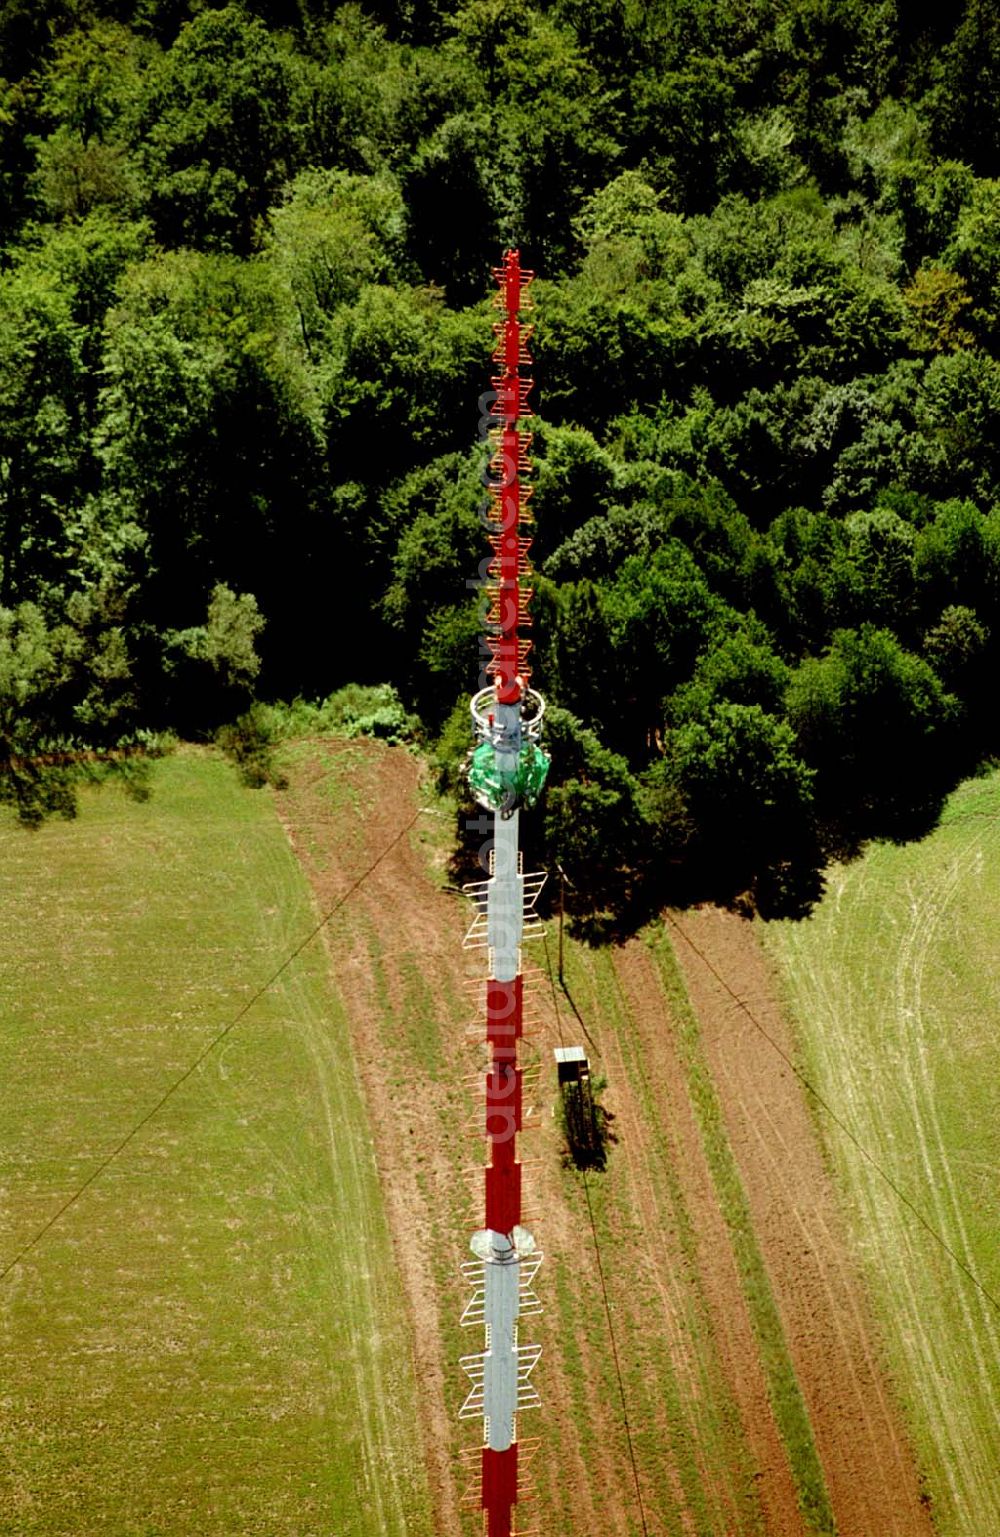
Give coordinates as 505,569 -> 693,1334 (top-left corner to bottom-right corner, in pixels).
488,812 -> 523,982
483,1240 -> 520,1448
489,697 -> 525,980
460,1229 -> 542,1450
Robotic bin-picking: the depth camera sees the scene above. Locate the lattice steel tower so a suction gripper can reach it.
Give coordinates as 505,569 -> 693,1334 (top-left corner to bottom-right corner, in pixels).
460,251 -> 549,1537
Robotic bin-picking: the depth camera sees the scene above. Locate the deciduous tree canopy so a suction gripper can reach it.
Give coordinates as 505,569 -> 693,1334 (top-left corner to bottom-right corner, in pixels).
4,0 -> 1000,914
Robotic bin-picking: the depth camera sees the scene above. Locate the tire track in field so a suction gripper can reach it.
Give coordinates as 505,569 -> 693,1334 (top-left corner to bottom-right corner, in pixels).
887,831 -> 1000,1525
771,828 -> 1000,1534
670,907 -> 934,1537
768,866 -> 970,1524
733,1051 -> 909,1476
760,876 -> 952,1513
297,976 -> 406,1537
531,961 -> 649,1537
274,834 -> 415,1537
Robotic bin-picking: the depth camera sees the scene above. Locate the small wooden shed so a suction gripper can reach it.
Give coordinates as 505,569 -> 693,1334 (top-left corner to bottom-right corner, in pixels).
553,1045 -> 589,1085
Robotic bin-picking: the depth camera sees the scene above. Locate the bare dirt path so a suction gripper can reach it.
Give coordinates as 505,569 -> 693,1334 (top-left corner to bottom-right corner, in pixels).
669,906 -> 934,1537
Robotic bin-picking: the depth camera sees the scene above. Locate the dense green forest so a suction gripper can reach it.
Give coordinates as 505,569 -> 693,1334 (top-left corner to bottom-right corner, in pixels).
5,0 -> 1000,916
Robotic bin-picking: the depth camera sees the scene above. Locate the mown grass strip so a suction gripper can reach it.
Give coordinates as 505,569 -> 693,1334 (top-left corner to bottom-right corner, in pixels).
647,924 -> 836,1536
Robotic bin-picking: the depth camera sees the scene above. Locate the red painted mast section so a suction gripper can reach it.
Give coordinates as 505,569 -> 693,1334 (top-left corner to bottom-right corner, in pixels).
485,974 -> 523,1232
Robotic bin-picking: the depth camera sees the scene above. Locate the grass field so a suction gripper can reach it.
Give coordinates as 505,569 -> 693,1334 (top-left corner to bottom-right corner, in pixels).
763,770 -> 1000,1536
0,749 -> 432,1536
2,736 -> 945,1536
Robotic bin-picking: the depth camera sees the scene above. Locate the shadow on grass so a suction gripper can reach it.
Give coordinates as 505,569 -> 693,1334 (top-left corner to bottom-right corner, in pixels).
558,1072 -> 616,1173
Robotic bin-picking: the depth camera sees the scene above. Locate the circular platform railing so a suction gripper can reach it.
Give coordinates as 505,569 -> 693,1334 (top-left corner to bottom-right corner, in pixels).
470,685 -> 545,750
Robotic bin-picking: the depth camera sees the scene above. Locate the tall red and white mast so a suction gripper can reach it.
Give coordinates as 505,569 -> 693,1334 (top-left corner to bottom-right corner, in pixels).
460,251 -> 549,1537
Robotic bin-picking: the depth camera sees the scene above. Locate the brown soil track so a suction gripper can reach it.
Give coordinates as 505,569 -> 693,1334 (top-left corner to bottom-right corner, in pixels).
669,906 -> 934,1537
276,743 -> 932,1537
